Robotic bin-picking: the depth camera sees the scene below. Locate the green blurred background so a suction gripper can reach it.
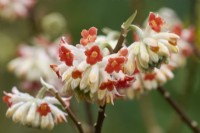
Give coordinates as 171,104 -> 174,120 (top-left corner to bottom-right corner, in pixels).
1,0 -> 200,133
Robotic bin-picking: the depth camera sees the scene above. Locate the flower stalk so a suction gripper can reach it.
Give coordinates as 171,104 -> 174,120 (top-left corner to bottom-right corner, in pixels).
48,89 -> 84,133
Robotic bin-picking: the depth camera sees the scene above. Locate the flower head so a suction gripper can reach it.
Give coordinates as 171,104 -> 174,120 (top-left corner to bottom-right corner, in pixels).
126,12 -> 179,72
52,29 -> 134,105
3,87 -> 69,130
37,103 -> 51,116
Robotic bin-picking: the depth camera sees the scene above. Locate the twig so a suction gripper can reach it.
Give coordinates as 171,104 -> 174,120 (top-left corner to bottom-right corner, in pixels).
113,11 -> 137,53
49,89 -> 84,133
157,86 -> 200,133
94,105 -> 106,133
113,29 -> 126,53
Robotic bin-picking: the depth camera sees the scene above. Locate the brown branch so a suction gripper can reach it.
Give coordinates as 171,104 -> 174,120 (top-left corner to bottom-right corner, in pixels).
113,29 -> 126,53
113,11 -> 137,53
49,89 -> 84,133
157,86 -> 200,133
94,105 -> 106,133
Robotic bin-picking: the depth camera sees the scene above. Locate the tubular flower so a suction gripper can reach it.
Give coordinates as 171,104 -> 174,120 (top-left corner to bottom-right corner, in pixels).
51,28 -> 134,105
123,10 -> 193,99
3,87 -> 69,130
127,12 -> 179,72
0,0 -> 36,19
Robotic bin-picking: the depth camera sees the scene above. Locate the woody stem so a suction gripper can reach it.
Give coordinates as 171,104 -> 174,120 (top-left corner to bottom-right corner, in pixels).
113,11 -> 137,53
48,89 -> 84,133
113,28 -> 127,53
94,105 -> 106,133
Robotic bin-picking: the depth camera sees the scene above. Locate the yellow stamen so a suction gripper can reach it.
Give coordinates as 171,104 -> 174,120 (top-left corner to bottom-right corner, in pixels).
66,52 -> 70,58
41,105 -> 47,111
111,60 -> 118,67
91,51 -> 98,58
151,20 -> 157,28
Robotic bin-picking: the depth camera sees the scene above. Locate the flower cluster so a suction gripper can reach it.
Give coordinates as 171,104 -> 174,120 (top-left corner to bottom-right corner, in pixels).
8,36 -> 63,90
3,86 -> 68,130
123,9 -> 194,99
158,7 -> 194,67
5,10 -> 194,131
51,27 -> 135,105
0,0 -> 36,19
126,12 -> 179,73
51,11 -> 181,105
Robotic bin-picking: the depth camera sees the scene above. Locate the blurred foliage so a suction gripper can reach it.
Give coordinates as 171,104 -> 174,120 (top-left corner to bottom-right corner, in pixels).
0,0 -> 200,133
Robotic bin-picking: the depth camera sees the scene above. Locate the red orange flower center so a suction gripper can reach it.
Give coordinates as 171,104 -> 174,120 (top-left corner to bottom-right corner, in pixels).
100,80 -> 116,91
85,45 -> 103,65
116,76 -> 135,89
91,51 -> 98,58
144,73 -> 156,81
72,70 -> 82,79
37,103 -> 51,116
111,60 -> 118,67
148,13 -> 164,32
3,95 -> 12,107
105,57 -> 125,73
59,46 -> 74,66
